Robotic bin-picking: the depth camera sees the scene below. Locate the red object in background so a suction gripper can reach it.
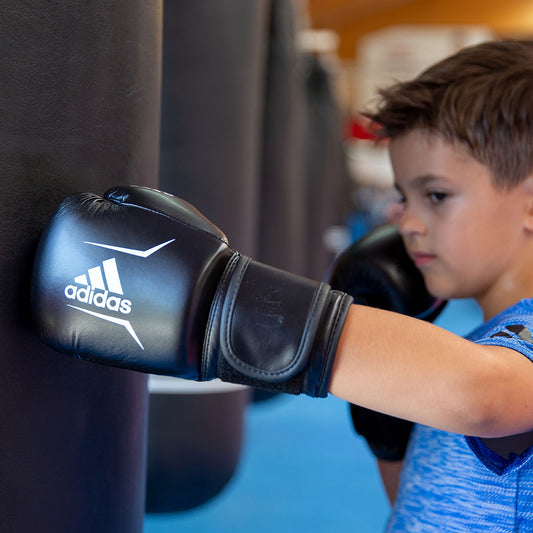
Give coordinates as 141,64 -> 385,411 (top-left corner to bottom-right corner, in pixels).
345,119 -> 378,140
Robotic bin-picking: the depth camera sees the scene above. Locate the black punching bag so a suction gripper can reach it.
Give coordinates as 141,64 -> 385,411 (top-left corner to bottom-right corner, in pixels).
145,0 -> 267,513
257,0 -> 307,277
0,2 -> 162,532
159,0 -> 270,256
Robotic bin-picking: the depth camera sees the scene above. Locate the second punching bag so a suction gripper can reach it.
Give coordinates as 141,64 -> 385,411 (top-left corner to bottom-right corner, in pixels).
145,0 -> 270,513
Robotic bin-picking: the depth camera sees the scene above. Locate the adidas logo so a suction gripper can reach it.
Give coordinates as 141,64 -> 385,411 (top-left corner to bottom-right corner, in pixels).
65,258 -> 132,315
64,238 -> 175,350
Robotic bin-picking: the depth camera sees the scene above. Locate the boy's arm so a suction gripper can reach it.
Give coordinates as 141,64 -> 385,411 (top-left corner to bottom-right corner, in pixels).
330,305 -> 533,438
32,186 -> 533,439
377,459 -> 403,505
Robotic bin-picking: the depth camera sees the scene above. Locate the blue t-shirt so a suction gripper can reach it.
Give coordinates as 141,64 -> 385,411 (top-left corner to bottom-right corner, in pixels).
387,299 -> 533,532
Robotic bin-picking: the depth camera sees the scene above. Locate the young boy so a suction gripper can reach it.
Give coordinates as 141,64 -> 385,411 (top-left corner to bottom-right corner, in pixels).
32,40 -> 533,531
329,39 -> 533,530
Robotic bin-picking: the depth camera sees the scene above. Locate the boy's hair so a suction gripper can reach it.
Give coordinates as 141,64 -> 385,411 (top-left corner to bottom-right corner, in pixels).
365,40 -> 533,188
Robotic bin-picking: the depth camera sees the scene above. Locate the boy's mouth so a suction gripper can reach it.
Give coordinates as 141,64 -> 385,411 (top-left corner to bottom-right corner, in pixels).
411,252 -> 436,268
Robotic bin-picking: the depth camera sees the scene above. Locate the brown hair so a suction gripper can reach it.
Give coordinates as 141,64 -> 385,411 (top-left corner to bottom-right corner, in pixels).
365,40 -> 533,188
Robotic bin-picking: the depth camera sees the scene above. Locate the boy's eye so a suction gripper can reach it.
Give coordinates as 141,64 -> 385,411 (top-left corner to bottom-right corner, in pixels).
394,189 -> 407,205
428,191 -> 448,204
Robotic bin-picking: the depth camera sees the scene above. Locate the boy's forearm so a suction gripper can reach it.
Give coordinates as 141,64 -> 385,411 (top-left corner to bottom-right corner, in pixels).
329,305 -> 531,438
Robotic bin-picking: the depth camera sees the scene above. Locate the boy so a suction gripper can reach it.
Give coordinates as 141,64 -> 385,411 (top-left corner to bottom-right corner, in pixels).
32,40 -> 533,531
330,39 -> 533,530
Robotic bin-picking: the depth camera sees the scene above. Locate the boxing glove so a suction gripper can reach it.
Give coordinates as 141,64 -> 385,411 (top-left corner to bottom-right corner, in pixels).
328,225 -> 446,460
32,185 -> 353,398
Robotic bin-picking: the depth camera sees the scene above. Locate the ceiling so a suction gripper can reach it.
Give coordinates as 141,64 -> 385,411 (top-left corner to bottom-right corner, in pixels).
304,0 -> 533,59
307,0 -> 414,29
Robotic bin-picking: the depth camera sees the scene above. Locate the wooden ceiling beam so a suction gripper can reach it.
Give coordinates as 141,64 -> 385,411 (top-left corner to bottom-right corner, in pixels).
307,0 -> 416,29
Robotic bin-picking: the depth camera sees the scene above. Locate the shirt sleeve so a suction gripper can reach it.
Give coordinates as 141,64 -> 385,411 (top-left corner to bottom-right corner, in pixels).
464,314 -> 533,475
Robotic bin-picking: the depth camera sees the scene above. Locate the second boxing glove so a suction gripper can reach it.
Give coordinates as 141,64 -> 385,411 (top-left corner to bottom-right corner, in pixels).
32,186 -> 353,398
328,225 -> 446,460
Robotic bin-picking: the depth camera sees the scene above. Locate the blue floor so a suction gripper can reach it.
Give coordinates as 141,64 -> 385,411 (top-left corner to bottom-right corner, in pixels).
144,299 -> 483,533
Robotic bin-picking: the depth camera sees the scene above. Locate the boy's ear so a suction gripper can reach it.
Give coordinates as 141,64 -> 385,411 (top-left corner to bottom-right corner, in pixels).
523,176 -> 533,232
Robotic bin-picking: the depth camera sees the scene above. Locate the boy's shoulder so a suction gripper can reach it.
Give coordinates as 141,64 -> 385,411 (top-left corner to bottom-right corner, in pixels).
466,299 -> 533,354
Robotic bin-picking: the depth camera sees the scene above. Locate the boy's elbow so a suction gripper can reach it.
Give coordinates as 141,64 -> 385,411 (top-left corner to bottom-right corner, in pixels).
458,355 -> 521,438
461,393 -> 502,437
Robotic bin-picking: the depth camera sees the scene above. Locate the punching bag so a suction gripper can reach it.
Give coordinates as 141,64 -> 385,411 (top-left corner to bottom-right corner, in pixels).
257,0 -> 307,277
146,378 -> 250,513
302,54 -> 352,281
145,0 -> 268,513
0,2 -> 162,532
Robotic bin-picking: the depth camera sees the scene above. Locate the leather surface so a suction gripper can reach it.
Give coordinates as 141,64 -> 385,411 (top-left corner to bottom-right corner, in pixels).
204,253 -> 353,396
218,257 -> 329,380
329,225 -> 446,320
33,187 -> 233,378
106,186 -> 229,242
0,2 -> 162,530
146,389 -> 250,513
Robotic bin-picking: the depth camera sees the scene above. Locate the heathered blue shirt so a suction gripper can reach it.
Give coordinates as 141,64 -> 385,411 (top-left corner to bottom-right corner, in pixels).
387,299 -> 533,532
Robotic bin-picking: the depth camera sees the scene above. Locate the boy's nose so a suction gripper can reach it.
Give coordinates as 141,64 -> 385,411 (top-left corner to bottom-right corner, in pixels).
397,209 -> 427,237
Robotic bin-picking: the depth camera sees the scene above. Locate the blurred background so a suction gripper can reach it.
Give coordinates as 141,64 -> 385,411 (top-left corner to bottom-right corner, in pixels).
143,0 -> 530,531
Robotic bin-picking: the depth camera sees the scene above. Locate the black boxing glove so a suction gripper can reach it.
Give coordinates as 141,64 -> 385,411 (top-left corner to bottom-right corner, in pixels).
31,186 -> 353,398
328,225 -> 446,460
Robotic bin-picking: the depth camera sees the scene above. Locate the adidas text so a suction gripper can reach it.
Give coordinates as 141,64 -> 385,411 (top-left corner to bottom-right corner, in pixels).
64,286 -> 132,314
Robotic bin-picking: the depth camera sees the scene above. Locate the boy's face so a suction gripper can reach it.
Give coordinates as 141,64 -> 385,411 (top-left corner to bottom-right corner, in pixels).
389,129 -> 531,308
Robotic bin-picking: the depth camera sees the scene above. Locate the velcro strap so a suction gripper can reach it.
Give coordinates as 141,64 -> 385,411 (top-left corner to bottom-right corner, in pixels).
218,257 -> 329,382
